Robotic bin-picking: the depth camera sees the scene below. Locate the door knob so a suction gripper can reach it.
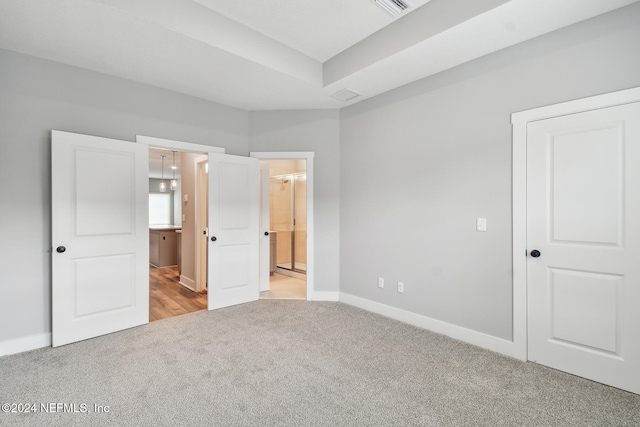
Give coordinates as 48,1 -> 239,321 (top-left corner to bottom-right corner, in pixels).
530,249 -> 541,258
264,231 -> 269,236
56,246 -> 66,253
210,236 -> 217,242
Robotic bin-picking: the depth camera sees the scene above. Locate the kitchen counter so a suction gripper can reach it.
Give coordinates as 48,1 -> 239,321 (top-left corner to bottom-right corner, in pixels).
150,225 -> 182,231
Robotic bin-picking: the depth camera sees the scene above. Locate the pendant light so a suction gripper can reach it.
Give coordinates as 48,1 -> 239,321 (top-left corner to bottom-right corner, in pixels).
170,151 -> 178,191
159,155 -> 167,192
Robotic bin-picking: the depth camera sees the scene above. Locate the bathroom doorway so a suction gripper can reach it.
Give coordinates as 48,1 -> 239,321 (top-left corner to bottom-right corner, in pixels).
260,159 -> 307,300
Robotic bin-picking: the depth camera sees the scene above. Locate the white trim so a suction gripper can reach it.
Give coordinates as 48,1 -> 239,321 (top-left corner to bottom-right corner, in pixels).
179,275 -> 196,291
511,87 -> 640,125
250,152 -> 315,301
340,293 -> 521,359
0,333 -> 51,356
194,155 -> 208,293
510,86 -> 640,363
309,291 -> 339,302
136,135 -> 225,154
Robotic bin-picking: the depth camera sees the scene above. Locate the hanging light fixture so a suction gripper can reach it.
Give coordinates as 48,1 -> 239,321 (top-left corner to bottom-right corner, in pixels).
170,151 -> 178,190
159,155 -> 167,192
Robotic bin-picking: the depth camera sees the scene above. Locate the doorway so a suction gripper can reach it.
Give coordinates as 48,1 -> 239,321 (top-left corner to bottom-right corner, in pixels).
258,158 -> 309,300
148,148 -> 208,321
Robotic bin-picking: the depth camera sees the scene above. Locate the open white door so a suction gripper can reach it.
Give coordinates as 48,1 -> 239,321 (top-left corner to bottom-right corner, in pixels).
52,131 -> 149,347
259,162 -> 271,292
207,153 -> 260,309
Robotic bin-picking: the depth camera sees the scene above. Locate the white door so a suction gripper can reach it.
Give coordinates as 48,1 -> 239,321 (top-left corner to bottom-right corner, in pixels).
527,102 -> 640,394
52,130 -> 149,347
207,153 -> 260,309
259,162 -> 271,292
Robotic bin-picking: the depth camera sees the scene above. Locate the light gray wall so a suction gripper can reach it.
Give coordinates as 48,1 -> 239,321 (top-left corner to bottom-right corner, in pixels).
249,110 -> 340,294
340,3 -> 640,340
0,49 -> 249,343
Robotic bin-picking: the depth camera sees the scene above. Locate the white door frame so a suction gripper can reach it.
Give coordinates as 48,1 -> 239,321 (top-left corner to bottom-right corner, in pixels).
194,155 -> 208,292
510,86 -> 640,361
136,136 -> 225,156
250,152 -> 316,300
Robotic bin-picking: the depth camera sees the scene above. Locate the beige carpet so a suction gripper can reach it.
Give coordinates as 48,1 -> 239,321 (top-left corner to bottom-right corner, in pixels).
1,300 -> 638,426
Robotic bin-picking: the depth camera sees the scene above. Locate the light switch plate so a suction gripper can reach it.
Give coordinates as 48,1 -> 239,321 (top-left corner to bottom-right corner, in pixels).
477,218 -> 487,232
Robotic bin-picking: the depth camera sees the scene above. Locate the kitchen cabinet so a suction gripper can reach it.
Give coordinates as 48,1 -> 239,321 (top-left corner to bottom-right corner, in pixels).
150,226 -> 181,268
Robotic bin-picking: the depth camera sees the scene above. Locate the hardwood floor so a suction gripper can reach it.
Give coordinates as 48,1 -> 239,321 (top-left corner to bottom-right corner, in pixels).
149,266 -> 207,322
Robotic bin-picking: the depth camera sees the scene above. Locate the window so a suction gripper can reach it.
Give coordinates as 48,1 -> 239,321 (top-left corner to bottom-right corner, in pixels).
149,193 -> 171,225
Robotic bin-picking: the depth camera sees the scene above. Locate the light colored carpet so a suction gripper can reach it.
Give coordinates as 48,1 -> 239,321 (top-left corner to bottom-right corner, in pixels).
1,300 -> 638,426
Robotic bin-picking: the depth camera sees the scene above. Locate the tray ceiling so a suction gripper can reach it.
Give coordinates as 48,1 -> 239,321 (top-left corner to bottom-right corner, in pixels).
0,0 -> 637,110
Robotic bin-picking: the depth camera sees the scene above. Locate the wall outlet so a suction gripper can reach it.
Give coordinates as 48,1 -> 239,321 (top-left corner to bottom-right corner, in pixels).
377,277 -> 384,288
476,217 -> 487,232
397,282 -> 404,293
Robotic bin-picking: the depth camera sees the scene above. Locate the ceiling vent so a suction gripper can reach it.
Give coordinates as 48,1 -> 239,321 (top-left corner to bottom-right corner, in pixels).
330,88 -> 360,102
370,0 -> 411,17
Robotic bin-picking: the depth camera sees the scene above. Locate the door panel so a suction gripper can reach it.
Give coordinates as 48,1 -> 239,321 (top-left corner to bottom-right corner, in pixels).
52,130 -> 149,347
550,126 -> 622,245
208,153 -> 259,309
527,102 -> 640,394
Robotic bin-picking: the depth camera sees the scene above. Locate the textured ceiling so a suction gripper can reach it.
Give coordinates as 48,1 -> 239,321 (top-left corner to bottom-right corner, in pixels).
0,0 -> 637,110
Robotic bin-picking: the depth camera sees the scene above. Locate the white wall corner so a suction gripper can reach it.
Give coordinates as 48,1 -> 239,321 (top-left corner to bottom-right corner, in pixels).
339,293 -> 524,360
0,333 -> 52,357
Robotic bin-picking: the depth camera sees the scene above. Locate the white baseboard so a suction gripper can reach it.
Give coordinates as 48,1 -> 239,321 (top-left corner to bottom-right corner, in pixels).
0,333 -> 51,356
179,275 -> 196,291
308,291 -> 340,302
339,293 -> 523,360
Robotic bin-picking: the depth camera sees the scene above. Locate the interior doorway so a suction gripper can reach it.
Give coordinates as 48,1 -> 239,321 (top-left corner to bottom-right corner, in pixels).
259,159 -> 307,300
148,148 -> 208,321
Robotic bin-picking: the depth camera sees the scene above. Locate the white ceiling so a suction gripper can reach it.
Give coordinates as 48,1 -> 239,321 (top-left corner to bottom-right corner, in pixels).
0,0 -> 637,110
192,0 -> 432,62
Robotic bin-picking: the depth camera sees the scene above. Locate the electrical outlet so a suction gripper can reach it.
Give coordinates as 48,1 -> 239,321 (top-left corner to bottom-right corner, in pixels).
476,217 -> 487,232
378,277 -> 384,288
397,282 -> 404,293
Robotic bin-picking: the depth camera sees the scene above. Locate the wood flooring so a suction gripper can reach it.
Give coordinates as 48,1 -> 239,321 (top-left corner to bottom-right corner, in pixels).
149,266 -> 207,322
